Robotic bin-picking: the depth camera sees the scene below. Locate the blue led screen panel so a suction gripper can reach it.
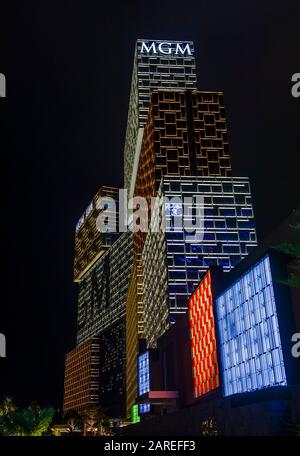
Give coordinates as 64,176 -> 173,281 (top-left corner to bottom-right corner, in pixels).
138,351 -> 150,396
216,254 -> 287,397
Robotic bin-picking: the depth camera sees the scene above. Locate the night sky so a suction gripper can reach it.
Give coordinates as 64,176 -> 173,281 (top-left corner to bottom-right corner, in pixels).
1,1 -> 299,410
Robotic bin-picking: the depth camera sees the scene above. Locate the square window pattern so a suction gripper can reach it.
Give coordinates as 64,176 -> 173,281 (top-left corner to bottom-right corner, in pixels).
138,351 -> 150,396
215,254 -> 287,397
189,271 -> 220,397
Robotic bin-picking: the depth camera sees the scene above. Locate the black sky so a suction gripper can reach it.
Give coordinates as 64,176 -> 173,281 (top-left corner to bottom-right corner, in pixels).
1,1 -> 300,409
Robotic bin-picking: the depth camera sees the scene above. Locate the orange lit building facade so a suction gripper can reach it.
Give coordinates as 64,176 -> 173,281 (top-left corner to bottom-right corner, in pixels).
135,89 -> 232,197
133,89 -> 232,255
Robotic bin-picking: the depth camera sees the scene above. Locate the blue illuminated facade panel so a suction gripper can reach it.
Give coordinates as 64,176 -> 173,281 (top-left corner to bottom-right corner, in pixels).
215,254 -> 287,397
163,176 -> 257,312
138,351 -> 150,396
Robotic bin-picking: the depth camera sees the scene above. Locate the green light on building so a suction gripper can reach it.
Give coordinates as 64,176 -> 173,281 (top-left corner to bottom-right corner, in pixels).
131,404 -> 140,423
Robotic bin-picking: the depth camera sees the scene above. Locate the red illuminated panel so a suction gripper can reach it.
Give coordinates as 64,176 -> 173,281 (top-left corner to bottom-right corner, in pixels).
188,271 -> 219,398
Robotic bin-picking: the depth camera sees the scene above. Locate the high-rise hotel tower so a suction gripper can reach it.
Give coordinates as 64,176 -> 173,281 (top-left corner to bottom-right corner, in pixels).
64,187 -> 133,417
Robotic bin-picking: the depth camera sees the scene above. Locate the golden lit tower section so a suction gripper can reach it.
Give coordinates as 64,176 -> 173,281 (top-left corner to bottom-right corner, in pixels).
74,186 -> 119,282
134,89 -> 232,255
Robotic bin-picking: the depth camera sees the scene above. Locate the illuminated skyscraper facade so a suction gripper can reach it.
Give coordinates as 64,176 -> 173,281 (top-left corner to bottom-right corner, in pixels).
123,40 -> 258,408
126,259 -> 145,418
138,351 -> 150,396
124,40 -> 197,196
142,175 -> 257,347
64,184 -> 133,416
124,40 -> 199,416
135,89 -> 231,203
133,87 -> 233,257
66,35 -> 286,419
98,319 -> 126,416
74,186 -> 119,282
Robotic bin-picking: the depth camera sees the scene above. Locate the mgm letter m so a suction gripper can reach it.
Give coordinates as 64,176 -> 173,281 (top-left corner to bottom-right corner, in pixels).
0,73 -> 6,98
0,333 -> 6,357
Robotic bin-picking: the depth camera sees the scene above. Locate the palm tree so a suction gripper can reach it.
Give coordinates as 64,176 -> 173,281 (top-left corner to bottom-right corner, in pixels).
16,403 -> 55,436
82,407 -> 97,436
95,406 -> 111,435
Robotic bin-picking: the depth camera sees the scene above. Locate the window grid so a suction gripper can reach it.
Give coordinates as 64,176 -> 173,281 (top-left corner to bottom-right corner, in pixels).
138,351 -> 150,396
216,254 -> 287,397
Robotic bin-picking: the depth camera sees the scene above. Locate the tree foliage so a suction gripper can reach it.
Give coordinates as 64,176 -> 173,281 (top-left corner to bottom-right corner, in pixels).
0,397 -> 55,436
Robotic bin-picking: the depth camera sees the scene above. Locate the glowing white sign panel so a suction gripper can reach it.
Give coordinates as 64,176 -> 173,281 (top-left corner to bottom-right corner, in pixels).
140,41 -> 192,56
